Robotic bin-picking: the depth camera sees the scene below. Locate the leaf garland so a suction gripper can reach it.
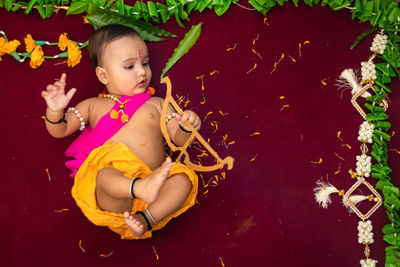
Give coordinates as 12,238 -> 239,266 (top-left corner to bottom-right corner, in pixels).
85,5 -> 176,42
1,0 -> 400,265
161,22 -> 202,78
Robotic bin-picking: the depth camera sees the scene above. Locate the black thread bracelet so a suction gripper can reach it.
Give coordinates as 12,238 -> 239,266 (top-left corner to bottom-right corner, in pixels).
179,124 -> 192,133
44,112 -> 67,124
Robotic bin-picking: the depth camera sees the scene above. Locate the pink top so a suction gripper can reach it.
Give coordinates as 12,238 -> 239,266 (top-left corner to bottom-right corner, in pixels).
65,90 -> 151,177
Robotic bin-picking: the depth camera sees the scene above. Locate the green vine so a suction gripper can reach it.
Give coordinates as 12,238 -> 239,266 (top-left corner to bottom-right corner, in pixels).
1,0 -> 400,265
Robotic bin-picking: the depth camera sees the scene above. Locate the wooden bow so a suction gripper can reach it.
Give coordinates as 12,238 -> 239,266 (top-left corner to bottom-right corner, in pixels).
160,76 -> 234,172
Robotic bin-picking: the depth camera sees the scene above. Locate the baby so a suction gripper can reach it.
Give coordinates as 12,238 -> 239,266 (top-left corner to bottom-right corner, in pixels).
41,24 -> 201,239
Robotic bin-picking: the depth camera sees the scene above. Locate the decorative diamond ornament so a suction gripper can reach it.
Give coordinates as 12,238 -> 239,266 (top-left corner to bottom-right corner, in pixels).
343,178 -> 383,220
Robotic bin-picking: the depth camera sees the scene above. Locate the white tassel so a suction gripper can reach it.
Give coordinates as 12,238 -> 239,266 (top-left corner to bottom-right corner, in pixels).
343,194 -> 369,213
314,180 -> 339,208
339,69 -> 371,98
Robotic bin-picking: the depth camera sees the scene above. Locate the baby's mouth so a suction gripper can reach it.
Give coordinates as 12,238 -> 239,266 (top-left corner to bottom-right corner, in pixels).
137,80 -> 147,87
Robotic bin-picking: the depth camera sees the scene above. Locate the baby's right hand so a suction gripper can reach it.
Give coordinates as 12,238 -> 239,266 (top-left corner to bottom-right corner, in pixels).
41,73 -> 76,112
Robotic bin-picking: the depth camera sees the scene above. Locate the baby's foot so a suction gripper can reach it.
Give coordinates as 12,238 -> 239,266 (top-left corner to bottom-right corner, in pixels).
124,211 -> 146,237
134,157 -> 172,203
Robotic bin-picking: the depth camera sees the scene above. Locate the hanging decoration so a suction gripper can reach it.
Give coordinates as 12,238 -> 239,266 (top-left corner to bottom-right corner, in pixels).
314,30 -> 397,266
1,0 -> 400,264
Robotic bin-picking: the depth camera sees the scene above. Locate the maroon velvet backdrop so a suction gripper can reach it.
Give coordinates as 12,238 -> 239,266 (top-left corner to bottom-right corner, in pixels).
0,2 -> 399,266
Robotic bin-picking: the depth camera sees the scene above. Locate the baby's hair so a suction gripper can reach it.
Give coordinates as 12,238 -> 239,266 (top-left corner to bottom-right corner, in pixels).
88,24 -> 141,69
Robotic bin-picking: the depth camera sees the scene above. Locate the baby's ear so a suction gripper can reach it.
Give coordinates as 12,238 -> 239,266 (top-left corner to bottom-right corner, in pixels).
95,66 -> 108,85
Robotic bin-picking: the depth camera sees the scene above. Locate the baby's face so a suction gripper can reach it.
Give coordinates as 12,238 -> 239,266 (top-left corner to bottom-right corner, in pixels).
101,35 -> 152,96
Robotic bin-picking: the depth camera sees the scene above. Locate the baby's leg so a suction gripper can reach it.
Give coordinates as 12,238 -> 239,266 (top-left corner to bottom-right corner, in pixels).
95,158 -> 172,213
133,173 -> 193,229
123,172 -> 192,237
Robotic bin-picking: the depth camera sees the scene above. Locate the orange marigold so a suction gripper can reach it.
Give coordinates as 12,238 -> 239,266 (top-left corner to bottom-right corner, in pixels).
0,37 -> 6,60
30,45 -> 44,69
67,41 -> 81,68
2,39 -> 21,54
58,33 -> 69,51
24,34 -> 36,53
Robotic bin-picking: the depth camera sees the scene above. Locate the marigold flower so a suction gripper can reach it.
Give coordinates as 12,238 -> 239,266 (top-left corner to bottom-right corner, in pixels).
24,34 -> 36,53
67,41 -> 81,68
1,39 -> 21,54
0,37 -> 6,60
30,45 -> 44,69
58,33 -> 69,51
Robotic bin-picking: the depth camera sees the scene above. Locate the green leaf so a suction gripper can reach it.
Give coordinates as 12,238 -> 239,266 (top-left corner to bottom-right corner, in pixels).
36,0 -> 46,18
66,0 -> 88,15
45,4 -> 54,17
25,0 -> 36,14
367,112 -> 389,121
292,0 -> 299,7
116,0 -> 125,15
374,129 -> 391,141
147,1 -> 159,23
11,1 -> 22,11
5,0 -> 14,10
161,22 -> 202,78
376,62 -> 396,77
214,0 -> 231,16
157,2 -> 172,23
374,121 -> 391,131
350,27 -> 379,50
388,6 -> 400,22
86,5 -> 176,42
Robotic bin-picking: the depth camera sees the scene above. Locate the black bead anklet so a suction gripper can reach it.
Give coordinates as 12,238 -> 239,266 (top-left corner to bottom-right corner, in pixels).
135,211 -> 152,231
129,177 -> 140,199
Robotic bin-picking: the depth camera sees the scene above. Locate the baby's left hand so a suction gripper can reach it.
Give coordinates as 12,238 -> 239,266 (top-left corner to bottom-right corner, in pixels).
176,110 -> 201,132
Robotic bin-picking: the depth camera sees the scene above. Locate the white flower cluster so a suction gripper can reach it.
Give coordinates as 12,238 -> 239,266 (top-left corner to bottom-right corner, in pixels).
361,61 -> 376,82
358,121 -> 375,143
358,220 -> 374,244
370,33 -> 388,55
360,258 -> 377,267
356,154 -> 372,178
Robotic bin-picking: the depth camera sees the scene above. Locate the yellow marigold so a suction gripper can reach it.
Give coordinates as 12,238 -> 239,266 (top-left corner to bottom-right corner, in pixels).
67,41 -> 81,68
24,34 -> 36,53
30,45 -> 44,69
58,33 -> 69,51
2,39 -> 21,54
0,37 -> 6,60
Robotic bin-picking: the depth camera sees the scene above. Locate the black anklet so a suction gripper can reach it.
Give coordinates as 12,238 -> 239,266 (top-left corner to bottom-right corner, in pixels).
136,211 -> 152,231
129,177 -> 140,199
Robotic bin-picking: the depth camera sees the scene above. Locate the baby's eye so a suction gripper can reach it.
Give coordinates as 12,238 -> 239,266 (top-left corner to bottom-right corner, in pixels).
125,65 -> 133,70
143,62 -> 149,66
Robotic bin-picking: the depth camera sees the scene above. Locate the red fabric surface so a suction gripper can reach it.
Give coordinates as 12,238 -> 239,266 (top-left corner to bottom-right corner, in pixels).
1,2 -> 399,266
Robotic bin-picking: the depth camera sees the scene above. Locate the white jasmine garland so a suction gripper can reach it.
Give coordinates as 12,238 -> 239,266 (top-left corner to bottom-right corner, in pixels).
358,121 -> 375,143
358,220 -> 374,244
361,61 -> 376,82
356,154 -> 372,178
370,33 -> 388,55
360,258 -> 377,267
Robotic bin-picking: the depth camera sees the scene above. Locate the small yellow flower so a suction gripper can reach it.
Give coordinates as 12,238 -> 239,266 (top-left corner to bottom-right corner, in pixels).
30,45 -> 44,69
24,34 -> 36,53
67,41 -> 81,68
58,33 -> 69,51
2,39 -> 21,54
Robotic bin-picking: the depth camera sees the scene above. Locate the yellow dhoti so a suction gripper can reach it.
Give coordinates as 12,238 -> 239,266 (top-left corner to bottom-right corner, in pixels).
71,142 -> 198,239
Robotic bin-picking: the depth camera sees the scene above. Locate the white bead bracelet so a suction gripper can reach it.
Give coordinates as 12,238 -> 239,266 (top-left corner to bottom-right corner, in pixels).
67,107 -> 86,131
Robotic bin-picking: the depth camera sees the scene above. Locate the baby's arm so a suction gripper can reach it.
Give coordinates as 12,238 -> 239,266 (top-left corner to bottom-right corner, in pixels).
161,99 -> 201,147
41,73 -> 90,138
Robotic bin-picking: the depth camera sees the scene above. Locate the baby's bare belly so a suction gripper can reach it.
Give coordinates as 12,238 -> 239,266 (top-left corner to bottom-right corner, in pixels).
108,123 -> 166,170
